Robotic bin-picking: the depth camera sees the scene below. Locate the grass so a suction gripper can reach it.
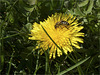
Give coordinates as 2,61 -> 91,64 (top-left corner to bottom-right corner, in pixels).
0,0 -> 99,74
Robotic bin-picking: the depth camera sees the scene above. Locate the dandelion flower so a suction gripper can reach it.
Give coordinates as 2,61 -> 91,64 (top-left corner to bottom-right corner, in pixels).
29,13 -> 84,59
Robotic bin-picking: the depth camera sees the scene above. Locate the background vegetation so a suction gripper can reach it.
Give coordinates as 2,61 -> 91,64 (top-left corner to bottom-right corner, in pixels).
0,0 -> 99,74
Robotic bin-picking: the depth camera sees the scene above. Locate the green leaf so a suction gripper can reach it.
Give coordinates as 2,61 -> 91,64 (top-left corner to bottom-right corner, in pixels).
21,23 -> 32,33
9,13 -> 14,23
19,0 -> 35,12
85,0 -> 94,14
64,1 -> 69,8
74,5 -> 85,16
56,56 -> 90,75
78,0 -> 89,7
97,12 -> 100,19
96,0 -> 100,7
25,0 -> 37,5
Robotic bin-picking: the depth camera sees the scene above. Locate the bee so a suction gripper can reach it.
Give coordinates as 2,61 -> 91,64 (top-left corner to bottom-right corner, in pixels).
55,20 -> 69,29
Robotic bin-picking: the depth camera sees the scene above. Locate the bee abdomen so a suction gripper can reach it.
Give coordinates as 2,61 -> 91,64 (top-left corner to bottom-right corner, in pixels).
55,20 -> 69,29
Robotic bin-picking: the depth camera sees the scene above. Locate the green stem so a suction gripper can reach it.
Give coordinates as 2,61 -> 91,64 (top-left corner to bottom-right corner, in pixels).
45,47 -> 50,74
34,49 -> 39,75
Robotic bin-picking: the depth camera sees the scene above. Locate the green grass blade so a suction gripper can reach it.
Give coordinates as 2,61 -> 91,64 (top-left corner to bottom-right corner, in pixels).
40,25 -> 63,52
56,56 -> 90,75
0,32 -> 24,40
0,21 -> 4,73
0,55 -> 4,72
7,52 -> 14,75
86,57 -> 94,73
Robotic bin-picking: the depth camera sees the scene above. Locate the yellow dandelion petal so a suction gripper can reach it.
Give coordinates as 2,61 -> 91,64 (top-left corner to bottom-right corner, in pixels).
74,33 -> 84,37
72,43 -> 81,49
57,49 -> 62,57
63,48 -> 68,55
29,13 -> 84,59
71,37 -> 84,43
49,53 -> 52,59
53,51 -> 56,59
